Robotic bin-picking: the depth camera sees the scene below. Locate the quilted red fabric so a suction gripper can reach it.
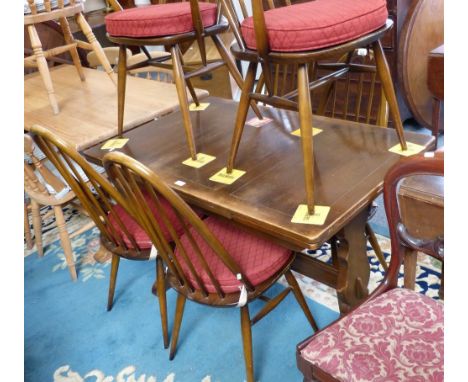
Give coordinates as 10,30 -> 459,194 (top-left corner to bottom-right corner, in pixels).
108,192 -> 191,250
241,0 -> 388,52
300,288 -> 444,381
174,216 -> 292,293
105,2 -> 217,38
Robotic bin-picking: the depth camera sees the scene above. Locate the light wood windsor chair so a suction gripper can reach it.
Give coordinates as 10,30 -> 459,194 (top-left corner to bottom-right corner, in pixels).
104,0 -> 262,161
24,0 -> 116,114
102,150 -> 319,382
222,0 -> 407,217
297,151 -> 444,382
30,125 -> 169,348
24,134 -> 94,281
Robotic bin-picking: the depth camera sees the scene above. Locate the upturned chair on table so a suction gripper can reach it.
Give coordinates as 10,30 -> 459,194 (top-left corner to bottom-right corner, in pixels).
30,125 -> 172,348
24,0 -> 116,115
223,0 -> 407,216
104,0 -> 262,161
24,134 -> 94,281
102,151 -> 319,382
296,151 -> 444,381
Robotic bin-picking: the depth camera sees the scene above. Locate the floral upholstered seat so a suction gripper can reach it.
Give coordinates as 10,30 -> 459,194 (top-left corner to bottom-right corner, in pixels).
300,287 -> 444,381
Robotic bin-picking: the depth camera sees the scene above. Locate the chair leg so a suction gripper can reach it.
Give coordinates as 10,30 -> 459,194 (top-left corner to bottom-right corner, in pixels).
373,40 -> 406,150
177,50 -> 200,106
297,63 -> 315,215
169,293 -> 186,360
227,61 -> 258,173
30,200 -> 44,257
54,206 -> 77,281
431,97 -> 441,148
156,257 -> 169,349
117,45 -> 128,137
107,254 -> 120,311
240,305 -> 254,382
365,223 -> 388,271
24,202 -> 34,250
285,270 -> 319,332
59,17 -> 85,81
211,35 -> 262,119
27,25 -> 59,115
403,248 -> 417,290
171,45 -> 197,160
75,12 -> 116,85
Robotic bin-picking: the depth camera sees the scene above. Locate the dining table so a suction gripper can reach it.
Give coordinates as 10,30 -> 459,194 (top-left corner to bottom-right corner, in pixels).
83,96 -> 434,313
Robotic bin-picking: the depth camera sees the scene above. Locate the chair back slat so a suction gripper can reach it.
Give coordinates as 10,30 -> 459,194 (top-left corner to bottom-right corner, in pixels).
30,125 -> 146,254
381,152 -> 444,292
103,152 -> 256,298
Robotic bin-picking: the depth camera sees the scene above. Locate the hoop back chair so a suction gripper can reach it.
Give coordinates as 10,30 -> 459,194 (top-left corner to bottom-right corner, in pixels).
30,125 -> 171,347
104,0 -> 262,161
24,134 -> 95,281
296,152 -> 444,382
24,0 -> 116,115
223,0 -> 407,215
102,151 -> 318,382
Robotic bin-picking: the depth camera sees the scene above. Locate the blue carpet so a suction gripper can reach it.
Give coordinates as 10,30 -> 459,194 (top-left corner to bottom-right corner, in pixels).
25,228 -> 339,382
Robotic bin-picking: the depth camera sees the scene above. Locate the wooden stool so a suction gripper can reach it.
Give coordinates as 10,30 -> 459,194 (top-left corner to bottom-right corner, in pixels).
427,45 -> 444,148
105,0 -> 261,161
24,0 -> 116,115
223,0 -> 407,215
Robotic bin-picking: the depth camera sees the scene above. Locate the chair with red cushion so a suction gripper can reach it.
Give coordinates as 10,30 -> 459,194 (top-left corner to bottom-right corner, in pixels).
222,0 -> 408,217
105,0 -> 261,162
102,150 -> 319,382
296,151 -> 444,382
30,124 -> 189,349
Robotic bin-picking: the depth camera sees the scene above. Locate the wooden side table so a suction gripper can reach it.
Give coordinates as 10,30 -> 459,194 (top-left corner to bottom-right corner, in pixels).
427,44 -> 444,146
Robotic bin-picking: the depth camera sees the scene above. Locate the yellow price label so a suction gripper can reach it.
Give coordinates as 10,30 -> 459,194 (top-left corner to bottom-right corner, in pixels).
291,127 -> 323,137
209,167 -> 246,185
189,103 -> 210,111
182,153 -> 216,168
101,138 -> 129,150
388,142 -> 425,157
291,204 -> 330,225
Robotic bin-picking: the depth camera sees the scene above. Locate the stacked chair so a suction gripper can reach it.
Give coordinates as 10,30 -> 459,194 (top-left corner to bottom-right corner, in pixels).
24,0 -> 116,114
104,0 -> 262,160
222,0 -> 407,216
296,152 -> 444,381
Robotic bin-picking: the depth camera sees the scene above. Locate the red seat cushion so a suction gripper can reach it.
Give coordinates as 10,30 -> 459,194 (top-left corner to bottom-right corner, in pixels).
241,0 -> 388,52
108,192 -> 201,250
105,2 -> 217,38
174,216 -> 292,293
300,288 -> 444,381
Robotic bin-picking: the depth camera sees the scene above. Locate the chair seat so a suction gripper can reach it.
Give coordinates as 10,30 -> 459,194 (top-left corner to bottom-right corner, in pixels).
175,216 -> 292,293
108,192 -> 197,250
241,0 -> 388,52
300,288 -> 444,381
105,2 -> 218,38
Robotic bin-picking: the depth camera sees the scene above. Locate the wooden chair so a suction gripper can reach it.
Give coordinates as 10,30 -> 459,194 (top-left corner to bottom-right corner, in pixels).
296,151 -> 444,382
104,0 -> 262,161
24,0 -> 116,115
102,150 -> 319,382
24,134 -> 94,281
223,0 -> 407,216
30,125 -> 169,348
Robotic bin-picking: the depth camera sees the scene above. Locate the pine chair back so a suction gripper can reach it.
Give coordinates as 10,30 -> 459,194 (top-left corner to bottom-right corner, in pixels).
102,151 -> 254,303
24,0 -> 115,115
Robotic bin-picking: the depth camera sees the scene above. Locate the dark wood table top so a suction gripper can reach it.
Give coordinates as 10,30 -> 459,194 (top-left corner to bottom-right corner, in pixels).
84,97 -> 434,250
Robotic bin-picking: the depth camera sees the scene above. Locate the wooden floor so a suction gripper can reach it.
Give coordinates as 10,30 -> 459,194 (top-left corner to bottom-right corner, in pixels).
24,65 -> 209,150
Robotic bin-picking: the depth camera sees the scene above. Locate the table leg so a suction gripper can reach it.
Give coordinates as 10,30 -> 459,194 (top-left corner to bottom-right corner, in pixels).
335,208 -> 370,314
